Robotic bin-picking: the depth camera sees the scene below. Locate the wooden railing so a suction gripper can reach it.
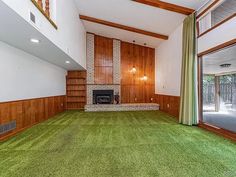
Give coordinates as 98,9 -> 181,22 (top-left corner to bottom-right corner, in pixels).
31,0 -> 57,29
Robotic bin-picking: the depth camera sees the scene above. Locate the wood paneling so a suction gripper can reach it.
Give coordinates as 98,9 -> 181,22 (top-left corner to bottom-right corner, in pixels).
0,95 -> 65,141
80,15 -> 168,40
94,35 -> 113,84
133,0 -> 194,15
155,94 -> 180,119
121,42 -> 155,103
66,71 -> 86,110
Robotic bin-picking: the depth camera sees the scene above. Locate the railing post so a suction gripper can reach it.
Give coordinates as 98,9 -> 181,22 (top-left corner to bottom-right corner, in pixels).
37,0 -> 43,9
45,0 -> 50,17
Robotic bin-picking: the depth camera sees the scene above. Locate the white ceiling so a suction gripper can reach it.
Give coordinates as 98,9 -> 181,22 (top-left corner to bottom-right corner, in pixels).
203,45 -> 236,75
162,0 -> 208,9
75,0 -> 208,47
0,1 -> 84,70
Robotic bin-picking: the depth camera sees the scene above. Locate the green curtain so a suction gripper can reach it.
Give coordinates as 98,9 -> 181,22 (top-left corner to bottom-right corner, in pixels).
179,13 -> 198,126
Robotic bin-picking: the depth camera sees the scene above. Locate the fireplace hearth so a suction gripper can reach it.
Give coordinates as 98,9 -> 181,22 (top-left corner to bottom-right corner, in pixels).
93,90 -> 114,104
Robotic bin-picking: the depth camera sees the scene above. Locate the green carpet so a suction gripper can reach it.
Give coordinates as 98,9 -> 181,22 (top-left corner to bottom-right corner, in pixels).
0,111 -> 236,177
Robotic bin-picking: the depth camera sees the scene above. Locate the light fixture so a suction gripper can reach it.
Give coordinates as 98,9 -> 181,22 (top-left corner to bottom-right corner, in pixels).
65,61 -> 70,64
141,75 -> 148,81
220,63 -> 231,68
131,66 -> 137,74
30,38 -> 40,43
143,75 -> 148,81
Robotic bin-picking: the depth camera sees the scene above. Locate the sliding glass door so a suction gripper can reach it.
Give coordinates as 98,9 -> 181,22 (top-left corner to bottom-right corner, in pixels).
200,45 -> 236,133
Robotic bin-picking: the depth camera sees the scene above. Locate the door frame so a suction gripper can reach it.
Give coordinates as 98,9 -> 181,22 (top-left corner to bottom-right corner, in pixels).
197,39 -> 236,141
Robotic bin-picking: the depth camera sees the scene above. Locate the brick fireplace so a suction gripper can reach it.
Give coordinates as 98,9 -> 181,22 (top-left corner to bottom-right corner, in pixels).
86,33 -> 121,105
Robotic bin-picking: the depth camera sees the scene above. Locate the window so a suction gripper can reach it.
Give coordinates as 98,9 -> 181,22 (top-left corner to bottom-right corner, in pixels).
197,0 -> 236,36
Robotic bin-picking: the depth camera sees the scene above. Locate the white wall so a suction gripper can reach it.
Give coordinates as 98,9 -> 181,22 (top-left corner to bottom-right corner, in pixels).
155,24 -> 183,96
0,41 -> 66,102
1,0 -> 86,69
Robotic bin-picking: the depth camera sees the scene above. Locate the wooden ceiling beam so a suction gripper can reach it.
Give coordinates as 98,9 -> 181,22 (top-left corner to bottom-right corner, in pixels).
80,15 -> 169,40
133,0 -> 195,15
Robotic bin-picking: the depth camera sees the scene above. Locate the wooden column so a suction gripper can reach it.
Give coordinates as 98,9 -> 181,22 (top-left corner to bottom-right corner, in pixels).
37,0 -> 43,8
215,76 -> 220,112
45,0 -> 50,17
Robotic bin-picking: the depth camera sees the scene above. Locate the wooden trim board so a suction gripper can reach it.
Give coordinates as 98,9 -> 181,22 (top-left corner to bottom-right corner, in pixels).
133,0 -> 194,15
198,39 -> 236,57
199,123 -> 236,142
80,15 -> 168,40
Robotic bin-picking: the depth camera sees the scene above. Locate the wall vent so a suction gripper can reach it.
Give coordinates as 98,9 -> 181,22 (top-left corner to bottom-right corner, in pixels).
30,12 -> 36,24
0,121 -> 16,135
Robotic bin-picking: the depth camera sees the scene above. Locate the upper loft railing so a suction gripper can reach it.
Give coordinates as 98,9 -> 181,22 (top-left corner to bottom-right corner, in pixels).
197,0 -> 236,37
31,0 -> 57,29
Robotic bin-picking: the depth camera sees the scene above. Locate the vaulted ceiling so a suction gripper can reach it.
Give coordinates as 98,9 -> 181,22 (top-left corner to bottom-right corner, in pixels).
75,0 -> 208,47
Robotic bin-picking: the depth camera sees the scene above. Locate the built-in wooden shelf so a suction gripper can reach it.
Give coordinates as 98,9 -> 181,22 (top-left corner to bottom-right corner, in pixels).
66,84 -> 85,86
66,71 -> 87,110
67,77 -> 86,79
67,89 -> 86,91
67,101 -> 86,103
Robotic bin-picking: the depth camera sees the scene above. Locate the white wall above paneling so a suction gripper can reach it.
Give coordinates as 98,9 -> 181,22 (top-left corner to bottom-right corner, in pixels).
155,24 -> 183,96
0,41 -> 66,102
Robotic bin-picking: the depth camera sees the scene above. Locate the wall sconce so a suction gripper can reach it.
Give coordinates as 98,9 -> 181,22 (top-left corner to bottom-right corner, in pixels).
141,75 -> 148,81
130,66 -> 137,74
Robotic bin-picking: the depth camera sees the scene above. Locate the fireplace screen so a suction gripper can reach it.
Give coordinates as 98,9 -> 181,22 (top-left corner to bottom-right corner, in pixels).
93,90 -> 114,104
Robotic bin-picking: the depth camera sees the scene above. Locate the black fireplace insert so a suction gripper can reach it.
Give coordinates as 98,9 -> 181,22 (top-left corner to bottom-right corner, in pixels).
93,90 -> 114,104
